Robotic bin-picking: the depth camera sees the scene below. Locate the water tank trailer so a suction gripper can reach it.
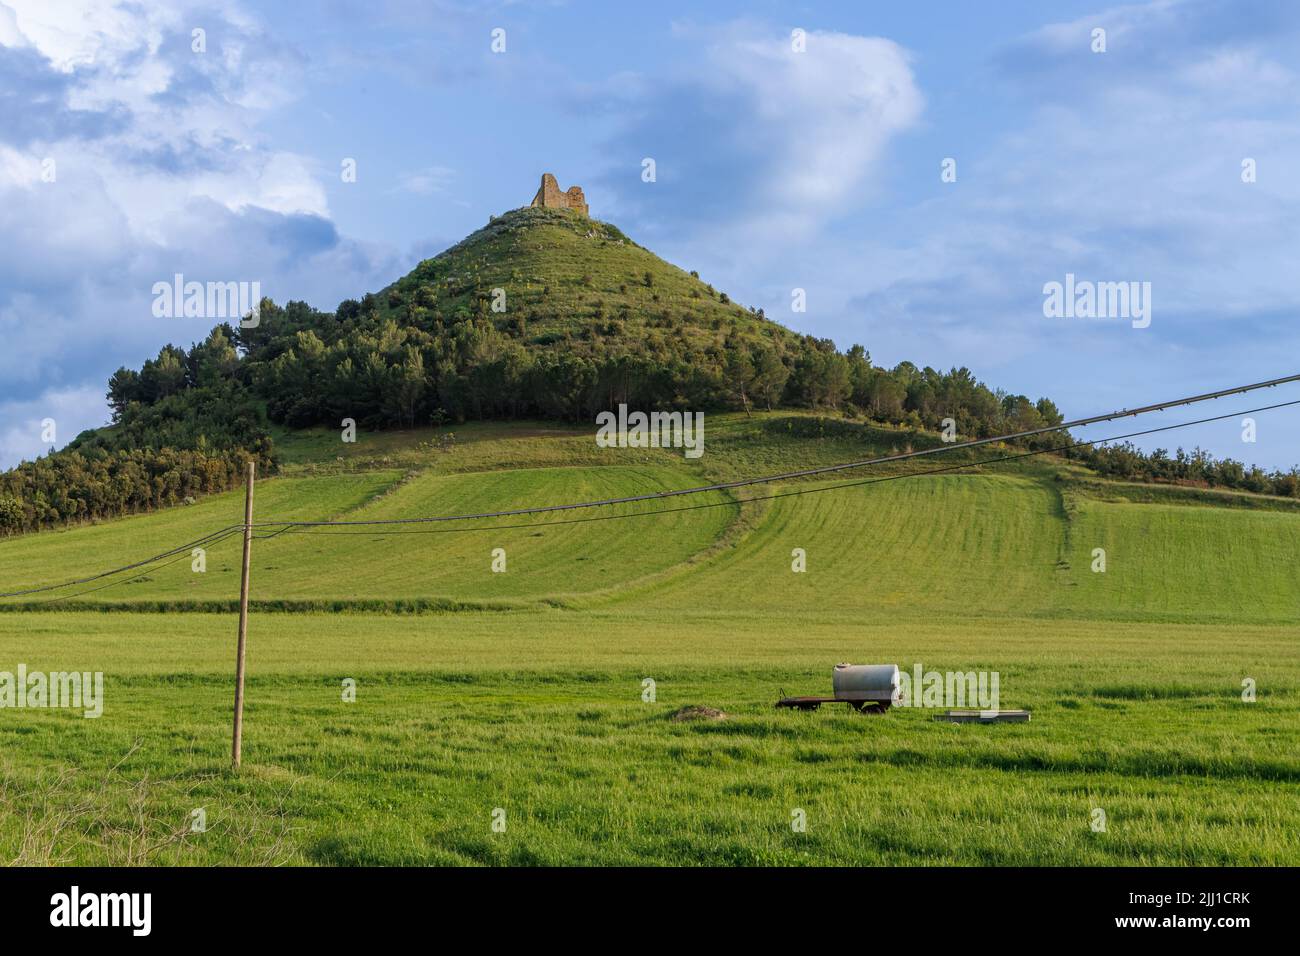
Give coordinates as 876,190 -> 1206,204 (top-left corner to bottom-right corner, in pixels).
776,663 -> 901,714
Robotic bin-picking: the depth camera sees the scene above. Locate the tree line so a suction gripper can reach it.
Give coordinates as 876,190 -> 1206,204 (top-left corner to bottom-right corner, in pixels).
0,375 -> 273,534
0,444 -> 272,535
1064,441 -> 1300,498
103,299 -> 1071,438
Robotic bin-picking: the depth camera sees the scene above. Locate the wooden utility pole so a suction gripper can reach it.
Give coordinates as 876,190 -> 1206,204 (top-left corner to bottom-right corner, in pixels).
231,460 -> 255,769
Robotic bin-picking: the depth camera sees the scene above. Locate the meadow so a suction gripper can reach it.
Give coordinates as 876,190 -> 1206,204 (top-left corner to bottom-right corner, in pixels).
0,417 -> 1297,865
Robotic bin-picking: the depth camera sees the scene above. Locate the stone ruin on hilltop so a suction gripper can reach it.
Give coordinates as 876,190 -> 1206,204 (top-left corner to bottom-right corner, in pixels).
530,173 -> 588,217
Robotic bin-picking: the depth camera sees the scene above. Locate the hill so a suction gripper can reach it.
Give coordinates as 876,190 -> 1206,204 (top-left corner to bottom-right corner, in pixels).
2,205 -> 1296,539
375,205 -> 799,361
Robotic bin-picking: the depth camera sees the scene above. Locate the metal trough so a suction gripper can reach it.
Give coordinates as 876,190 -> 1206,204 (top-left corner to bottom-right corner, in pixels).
933,709 -> 1031,723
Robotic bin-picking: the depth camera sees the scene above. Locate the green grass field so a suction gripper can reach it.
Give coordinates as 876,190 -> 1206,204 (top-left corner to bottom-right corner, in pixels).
1,417 -> 1297,865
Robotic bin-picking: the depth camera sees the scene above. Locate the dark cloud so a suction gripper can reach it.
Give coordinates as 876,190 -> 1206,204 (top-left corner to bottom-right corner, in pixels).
0,46 -> 128,145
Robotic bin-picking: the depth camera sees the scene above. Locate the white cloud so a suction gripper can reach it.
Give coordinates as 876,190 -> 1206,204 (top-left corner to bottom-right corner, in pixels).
0,383 -> 107,467
1,0 -> 172,72
396,165 -> 456,196
597,21 -> 923,273
706,27 -> 923,215
0,3 -> 24,48
0,0 -> 322,224
0,0 -> 400,468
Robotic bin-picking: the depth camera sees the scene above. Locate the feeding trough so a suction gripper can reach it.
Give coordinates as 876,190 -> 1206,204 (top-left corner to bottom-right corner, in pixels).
776,663 -> 900,714
933,709 -> 1031,723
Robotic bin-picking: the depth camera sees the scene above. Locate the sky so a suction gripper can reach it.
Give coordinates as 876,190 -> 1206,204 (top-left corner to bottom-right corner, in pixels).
1,0 -> 1298,470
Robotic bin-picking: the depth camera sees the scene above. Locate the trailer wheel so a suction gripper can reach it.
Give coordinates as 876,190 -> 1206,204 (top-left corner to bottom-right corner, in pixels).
849,700 -> 890,714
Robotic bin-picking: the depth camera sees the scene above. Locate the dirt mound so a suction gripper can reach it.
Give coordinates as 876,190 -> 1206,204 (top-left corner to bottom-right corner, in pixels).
669,705 -> 728,722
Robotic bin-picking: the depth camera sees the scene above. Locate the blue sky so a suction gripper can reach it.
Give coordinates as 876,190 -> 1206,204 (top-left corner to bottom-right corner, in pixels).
1,0 -> 1298,469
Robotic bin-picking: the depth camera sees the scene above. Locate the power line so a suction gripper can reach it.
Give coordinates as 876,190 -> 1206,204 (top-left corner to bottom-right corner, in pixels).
1,499 -> 303,602
0,524 -> 242,599
3,374 -> 1297,598
32,530 -> 243,605
272,398 -> 1300,536
7,397 -> 1297,607
252,373 -> 1300,530
12,396 -> 1297,606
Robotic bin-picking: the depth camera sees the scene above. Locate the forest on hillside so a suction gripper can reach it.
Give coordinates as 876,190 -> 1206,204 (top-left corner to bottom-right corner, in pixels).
106,300 -> 1066,432
2,291 -> 1297,535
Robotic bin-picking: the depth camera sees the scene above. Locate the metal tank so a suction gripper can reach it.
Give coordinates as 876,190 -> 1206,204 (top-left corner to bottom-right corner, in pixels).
831,663 -> 901,704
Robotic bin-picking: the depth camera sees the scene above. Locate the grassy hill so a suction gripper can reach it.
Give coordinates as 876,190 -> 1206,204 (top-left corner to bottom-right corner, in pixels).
9,203 -> 1294,544
377,205 -> 799,357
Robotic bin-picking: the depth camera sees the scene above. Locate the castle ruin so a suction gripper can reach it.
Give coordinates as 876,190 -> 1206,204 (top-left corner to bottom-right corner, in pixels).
530,173 -> 589,217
